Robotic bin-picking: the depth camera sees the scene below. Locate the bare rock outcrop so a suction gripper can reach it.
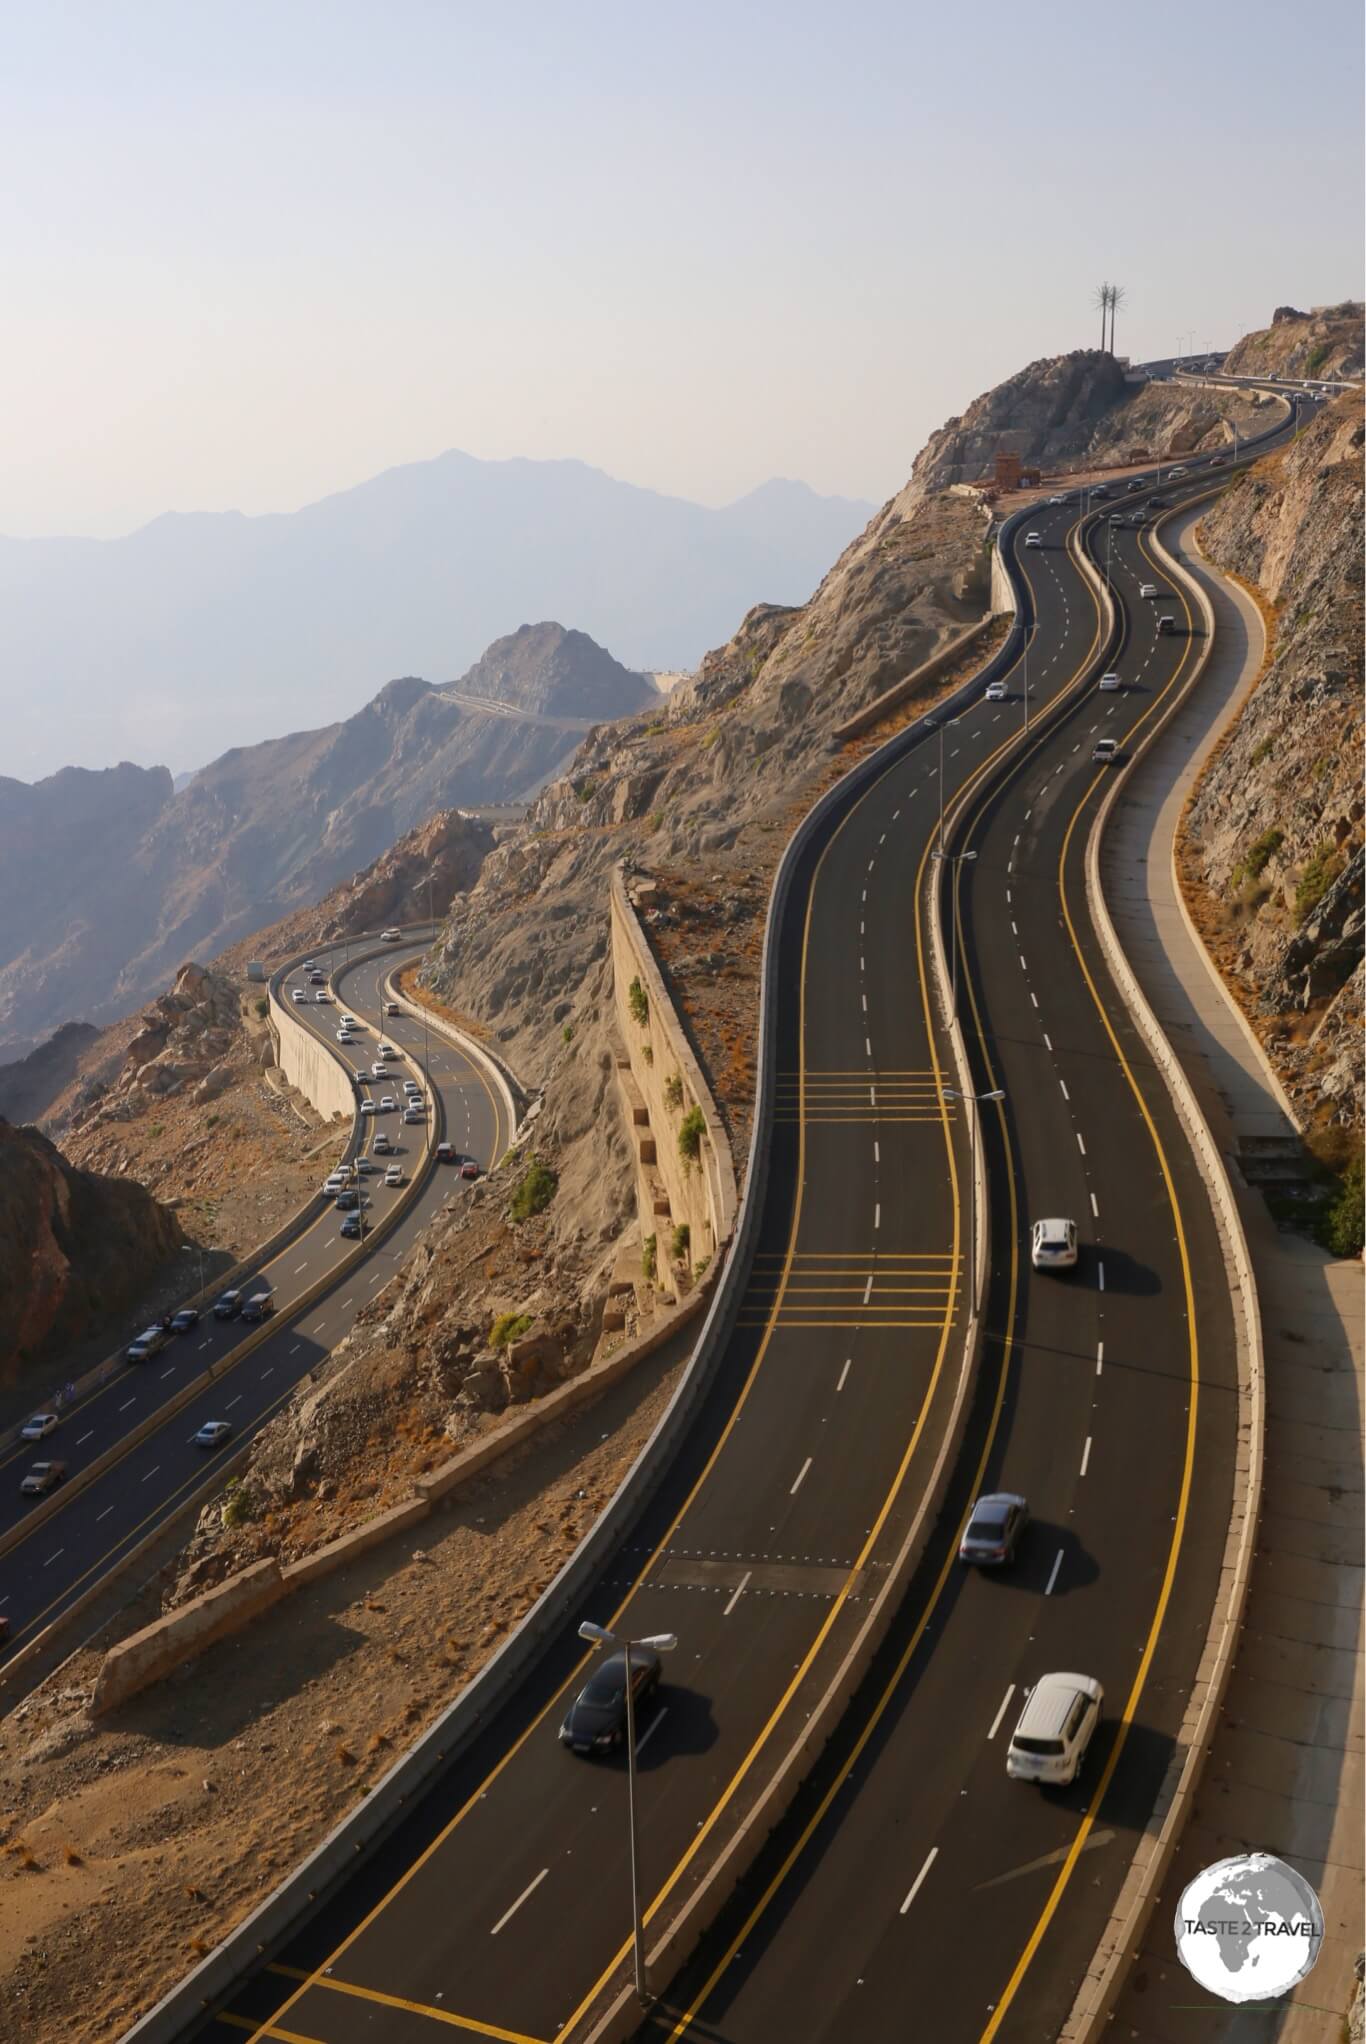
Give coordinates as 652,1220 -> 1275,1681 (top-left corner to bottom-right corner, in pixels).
1223,301 -> 1363,383
1183,391 -> 1364,1130
0,1116 -> 184,1388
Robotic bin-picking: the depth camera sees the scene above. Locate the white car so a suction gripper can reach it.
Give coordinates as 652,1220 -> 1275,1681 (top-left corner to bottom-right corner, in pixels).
194,1421 -> 233,1451
1169,465 -> 1187,478
984,680 -> 1007,702
313,990 -> 329,1003
1023,532 -> 1042,548
402,1077 -> 420,1093
1097,672 -> 1121,692
386,1001 -> 402,1017
384,1164 -> 403,1186
340,1013 -> 358,1029
376,1041 -> 399,1059
402,1107 -> 423,1124
20,1413 -> 59,1442
379,1095 -> 396,1113
323,1173 -> 347,1195
371,1062 -> 389,1079
359,1099 -> 377,1116
1047,495 -> 1065,506
381,928 -> 402,942
1092,737 -> 1122,765
354,1156 -> 378,1175
1031,1218 -> 1079,1270
372,1132 -> 392,1154
1138,582 -> 1158,599
1006,1673 -> 1103,1785
291,988 -> 306,1002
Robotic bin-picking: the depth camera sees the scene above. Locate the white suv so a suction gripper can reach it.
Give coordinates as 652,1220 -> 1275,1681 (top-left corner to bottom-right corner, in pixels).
1007,1673 -> 1103,1785
1031,1218 -> 1078,1270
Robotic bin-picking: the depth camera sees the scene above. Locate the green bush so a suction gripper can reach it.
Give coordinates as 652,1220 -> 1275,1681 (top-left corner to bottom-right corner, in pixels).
1305,342 -> 1329,373
509,1158 -> 557,1222
1294,843 -> 1342,922
1231,827 -> 1283,889
693,1254 -> 711,1280
490,1310 -> 533,1349
627,976 -> 648,1027
562,1023 -> 574,1044
1322,1156 -> 1364,1257
641,1043 -> 654,1066
662,1073 -> 684,1112
671,1222 -> 690,1261
254,997 -> 269,1017
678,1105 -> 706,1170
1249,736 -> 1274,767
642,1233 -> 657,1282
572,779 -> 597,803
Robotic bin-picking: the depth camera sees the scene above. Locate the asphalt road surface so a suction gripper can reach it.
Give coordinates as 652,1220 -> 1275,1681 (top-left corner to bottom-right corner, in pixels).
0,940 -> 506,1669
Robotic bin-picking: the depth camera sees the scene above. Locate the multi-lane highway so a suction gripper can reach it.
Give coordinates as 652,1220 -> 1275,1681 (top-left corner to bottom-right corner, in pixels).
171,396 -> 1311,2044
0,938 -> 507,1673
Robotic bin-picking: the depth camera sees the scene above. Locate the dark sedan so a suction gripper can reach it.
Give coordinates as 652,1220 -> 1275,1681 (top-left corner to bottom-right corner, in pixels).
958,1492 -> 1029,1566
212,1290 -> 243,1320
170,1307 -> 200,1334
559,1647 -> 661,1754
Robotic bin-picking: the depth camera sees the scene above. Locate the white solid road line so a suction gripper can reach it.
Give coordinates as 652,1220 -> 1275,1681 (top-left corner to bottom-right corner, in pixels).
118,1399 -> 135,1413
863,1276 -> 873,1305
1080,1437 -> 1092,1477
1076,1132 -> 1087,1156
874,1203 -> 881,1230
43,1549 -> 64,1566
76,1430 -> 93,1446
294,1261 -> 309,1275
987,1683 -> 1016,1741
1043,1033 -> 1052,1052
1045,1549 -> 1064,1596
634,1707 -> 669,1759
161,1367 -> 175,1380
1090,1192 -> 1100,1218
490,1867 -> 549,1936
226,1396 -> 242,1411
837,1358 -> 853,1391
1059,1080 -> 1069,1101
723,1572 -> 753,1617
790,1457 -> 812,1497
141,1465 -> 160,1482
97,1506 -> 114,1522
899,1848 -> 939,1915
1096,1341 -> 1104,1376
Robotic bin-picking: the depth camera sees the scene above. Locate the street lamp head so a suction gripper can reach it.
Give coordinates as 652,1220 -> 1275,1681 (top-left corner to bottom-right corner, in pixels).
639,1633 -> 678,1654
578,1620 -> 613,1647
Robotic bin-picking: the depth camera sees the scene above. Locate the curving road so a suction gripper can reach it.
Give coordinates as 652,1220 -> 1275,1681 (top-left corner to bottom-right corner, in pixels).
0,938 -> 508,1675
193,398 -> 1307,2044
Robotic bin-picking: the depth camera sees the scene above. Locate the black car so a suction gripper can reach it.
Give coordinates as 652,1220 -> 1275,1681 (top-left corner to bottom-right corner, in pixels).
169,1308 -> 200,1334
1146,495 -> 1169,509
959,1493 -> 1029,1565
339,1213 -> 364,1239
213,1290 -> 243,1320
559,1647 -> 661,1754
334,1189 -> 360,1211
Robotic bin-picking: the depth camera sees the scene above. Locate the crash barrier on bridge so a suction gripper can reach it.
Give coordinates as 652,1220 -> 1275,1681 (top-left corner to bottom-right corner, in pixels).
379,965 -> 526,1151
0,1005 -> 442,1710
117,546 -> 1045,2044
609,868 -> 738,1276
1058,503 -> 1266,2043
89,1277 -> 717,1716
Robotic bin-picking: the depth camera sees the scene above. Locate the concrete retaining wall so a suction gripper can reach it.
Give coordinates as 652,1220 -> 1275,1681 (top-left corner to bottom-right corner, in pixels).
92,1559 -> 287,1714
609,870 -> 738,1290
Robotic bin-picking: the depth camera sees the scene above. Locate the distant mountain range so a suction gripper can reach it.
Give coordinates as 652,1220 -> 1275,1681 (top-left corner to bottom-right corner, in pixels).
1,453 -> 874,780
0,623 -> 651,1056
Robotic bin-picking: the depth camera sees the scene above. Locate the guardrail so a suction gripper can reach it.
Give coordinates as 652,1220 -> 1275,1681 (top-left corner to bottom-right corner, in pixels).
378,965 -> 526,1152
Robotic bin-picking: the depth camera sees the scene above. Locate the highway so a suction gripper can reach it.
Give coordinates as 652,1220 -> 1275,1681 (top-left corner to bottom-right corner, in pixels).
0,938 -> 507,1672
194,400 -> 1308,2044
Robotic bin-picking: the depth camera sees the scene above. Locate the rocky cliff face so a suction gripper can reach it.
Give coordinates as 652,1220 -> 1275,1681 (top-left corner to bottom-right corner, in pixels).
0,1020 -> 100,1126
0,625 -> 643,1057
0,1118 -> 184,1388
1222,302 -> 1363,382
912,348 -> 1267,491
1184,393 -> 1364,1132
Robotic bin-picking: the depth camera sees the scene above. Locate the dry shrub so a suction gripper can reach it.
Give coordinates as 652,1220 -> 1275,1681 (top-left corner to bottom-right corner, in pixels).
63,1846 -> 84,1867
335,1744 -> 356,1766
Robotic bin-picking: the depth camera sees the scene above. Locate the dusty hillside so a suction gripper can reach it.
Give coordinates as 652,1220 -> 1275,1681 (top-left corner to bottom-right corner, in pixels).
0,1119 -> 185,1393
911,347 -> 1267,491
1183,392 -> 1364,1162
1222,301 -> 1364,382
0,1020 -> 100,1126
50,964 -> 334,1276
0,626 -> 642,1059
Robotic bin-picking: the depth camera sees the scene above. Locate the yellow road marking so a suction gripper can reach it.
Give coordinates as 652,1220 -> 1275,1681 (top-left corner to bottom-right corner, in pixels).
308,1972 -> 549,2041
213,2014 -> 324,2043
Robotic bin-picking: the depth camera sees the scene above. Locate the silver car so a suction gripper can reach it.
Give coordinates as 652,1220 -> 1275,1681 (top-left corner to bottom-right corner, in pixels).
1030,1218 -> 1078,1270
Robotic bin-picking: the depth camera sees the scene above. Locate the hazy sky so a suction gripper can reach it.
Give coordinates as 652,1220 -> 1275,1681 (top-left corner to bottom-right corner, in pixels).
2,0 -> 1361,538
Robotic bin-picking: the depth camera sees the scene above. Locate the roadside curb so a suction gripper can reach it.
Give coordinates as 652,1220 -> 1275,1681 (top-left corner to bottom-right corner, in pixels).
378,967 -> 526,1150
1057,504 -> 1266,2042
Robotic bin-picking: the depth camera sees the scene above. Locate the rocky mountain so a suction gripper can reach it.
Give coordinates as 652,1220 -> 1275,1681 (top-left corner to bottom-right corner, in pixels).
1222,301 -> 1363,383
0,624 -> 637,1057
912,348 -> 1270,492
1182,390 -> 1364,1135
1,453 -> 875,782
0,1116 -> 184,1390
0,1020 -> 100,1127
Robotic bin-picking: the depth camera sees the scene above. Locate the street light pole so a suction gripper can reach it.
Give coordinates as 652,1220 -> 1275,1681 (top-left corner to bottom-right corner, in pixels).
1023,622 -> 1035,734
942,1085 -> 1004,1314
578,1621 -> 678,2004
933,848 -> 977,1017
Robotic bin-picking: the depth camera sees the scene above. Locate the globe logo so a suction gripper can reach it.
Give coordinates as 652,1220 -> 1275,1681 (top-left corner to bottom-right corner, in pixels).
1175,1853 -> 1324,2003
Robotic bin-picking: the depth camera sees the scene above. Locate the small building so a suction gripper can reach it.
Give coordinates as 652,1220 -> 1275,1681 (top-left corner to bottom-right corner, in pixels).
245,960 -> 267,983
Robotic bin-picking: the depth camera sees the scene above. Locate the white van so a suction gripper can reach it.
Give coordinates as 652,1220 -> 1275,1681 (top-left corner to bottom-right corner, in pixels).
380,928 -> 402,943
1006,1673 -> 1103,1785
